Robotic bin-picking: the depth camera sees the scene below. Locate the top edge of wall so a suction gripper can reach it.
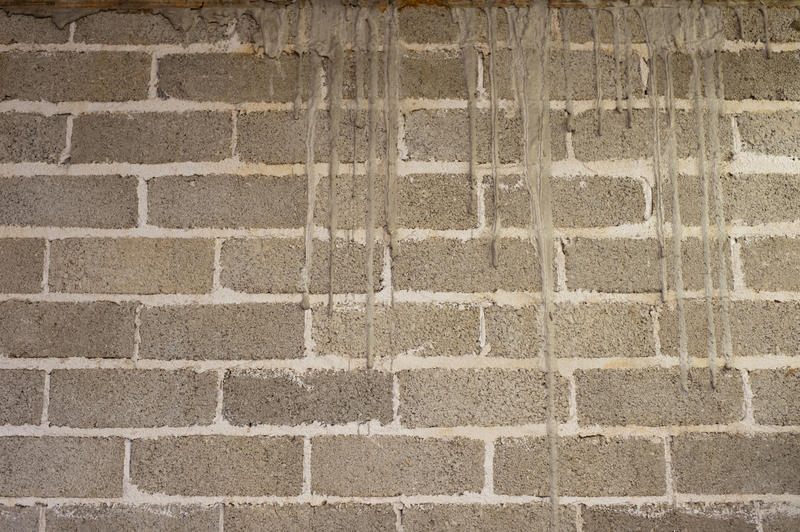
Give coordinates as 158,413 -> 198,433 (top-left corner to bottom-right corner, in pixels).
2,0 -> 799,10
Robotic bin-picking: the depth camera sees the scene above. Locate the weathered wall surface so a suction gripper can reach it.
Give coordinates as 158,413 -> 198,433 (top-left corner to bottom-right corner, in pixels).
0,3 -> 799,531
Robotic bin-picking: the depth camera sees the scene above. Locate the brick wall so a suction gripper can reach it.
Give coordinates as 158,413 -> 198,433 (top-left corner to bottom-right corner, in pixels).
0,4 -> 799,531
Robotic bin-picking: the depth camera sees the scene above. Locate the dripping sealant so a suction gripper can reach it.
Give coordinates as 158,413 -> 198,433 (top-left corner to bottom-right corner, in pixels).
326,29 -> 345,315
487,6 -> 502,268
384,6 -> 401,272
507,6 -> 559,530
589,7 -> 603,136
301,54 -> 322,311
611,7 -> 624,114
455,7 -> 480,216
560,8 -> 575,132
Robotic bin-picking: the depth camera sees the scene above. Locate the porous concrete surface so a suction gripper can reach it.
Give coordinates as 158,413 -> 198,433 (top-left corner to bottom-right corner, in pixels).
0,175 -> 137,228
48,369 -> 218,428
0,369 -> 43,425
0,301 -> 136,358
0,437 -> 124,497
46,504 -> 219,531
575,368 -> 743,426
138,303 -> 305,360
130,436 -> 303,496
310,436 -> 484,496
398,368 -> 569,427
0,5 -> 798,529
672,433 -> 800,494
494,436 -> 666,497
223,503 -> 396,531
223,369 -> 393,425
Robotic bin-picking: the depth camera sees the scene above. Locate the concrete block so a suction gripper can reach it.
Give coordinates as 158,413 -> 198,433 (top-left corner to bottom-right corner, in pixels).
0,238 -> 43,293
0,370 -> 43,425
738,112 -> 800,157
224,503 -> 396,532
0,113 -> 65,163
582,504 -> 758,532
749,369 -> 800,425
46,504 -> 219,531
74,11 -> 229,44
741,237 -> 800,291
402,504 -> 576,532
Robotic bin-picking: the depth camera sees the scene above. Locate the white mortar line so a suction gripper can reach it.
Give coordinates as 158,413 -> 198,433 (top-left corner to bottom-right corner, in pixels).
730,237 -> 747,293
67,22 -> 75,43
555,239 -> 568,292
393,504 -> 404,532
40,371 -> 51,427
131,303 -> 143,361
214,370 -> 226,425
136,177 -> 148,228
303,309 -> 315,358
218,504 -> 224,532
567,375 -> 578,427
574,504 -> 583,532
229,109 -> 239,158
40,240 -> 50,294
392,373 -> 401,426
122,439 -> 132,499
664,436 -> 676,505
477,306 -> 489,356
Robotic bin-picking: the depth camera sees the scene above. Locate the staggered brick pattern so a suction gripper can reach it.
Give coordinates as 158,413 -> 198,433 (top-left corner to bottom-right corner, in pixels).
0,5 -> 799,530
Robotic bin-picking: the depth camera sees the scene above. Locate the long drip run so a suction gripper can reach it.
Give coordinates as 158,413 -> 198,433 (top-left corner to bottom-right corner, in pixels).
293,2 -> 307,120
640,10 -> 669,303
301,54 -> 323,311
664,47 -> 690,393
686,6 -> 719,388
589,8 -> 603,136
384,7 -> 400,275
327,20 -> 345,315
507,7 -> 559,531
623,8 -> 634,128
487,6 -> 502,267
560,9 -> 575,132
455,8 -> 480,215
611,7 -> 624,114
761,6 -> 772,59
702,9 -> 734,369
364,11 -> 381,369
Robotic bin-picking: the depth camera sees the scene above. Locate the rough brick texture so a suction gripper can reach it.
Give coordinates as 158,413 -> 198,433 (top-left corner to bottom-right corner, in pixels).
0,6 -> 798,529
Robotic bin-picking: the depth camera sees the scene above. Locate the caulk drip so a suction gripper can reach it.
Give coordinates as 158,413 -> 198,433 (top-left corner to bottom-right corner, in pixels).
611,7 -> 624,114
560,8 -> 575,132
384,6 -> 401,276
760,6 -> 772,59
455,8 -> 480,216
364,10 -> 381,370
732,6 -> 744,40
639,8 -> 669,303
702,7 -> 734,369
507,6 -> 559,530
589,8 -> 603,136
300,53 -> 323,312
293,2 -> 308,120
325,8 -> 347,315
686,4 -> 718,389
487,6 -> 502,268
623,7 -> 634,128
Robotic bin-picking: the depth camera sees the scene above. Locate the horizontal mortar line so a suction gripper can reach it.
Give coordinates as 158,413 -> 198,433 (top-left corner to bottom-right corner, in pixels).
0,420 -> 798,440
0,354 -> 798,373
2,493 -> 798,510
3,96 -> 800,117
570,39 -> 800,54
0,155 -> 794,179
1,287 -> 796,307
2,220 -> 796,241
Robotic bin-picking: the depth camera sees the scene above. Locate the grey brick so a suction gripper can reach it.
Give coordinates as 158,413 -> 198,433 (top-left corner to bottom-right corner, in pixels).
738,112 -> 800,157
742,237 -> 800,291
220,238 -> 381,294
723,51 -> 800,101
223,369 -> 393,426
400,50 -> 465,99
0,113 -> 65,163
46,504 -> 218,531
237,109 -> 385,164
720,6 -> 800,42
555,302 -> 655,358
71,112 -> 232,164
672,433 -> 800,494
158,54 -> 312,103
0,12 -> 68,44
49,238 -> 214,294
483,305 -> 542,358
0,175 -> 137,228
393,238 -> 540,292
0,238 -> 43,293
0,370 -> 43,425
313,303 -> 479,359
147,174 -> 305,229
0,52 -> 150,102
312,172 -> 387,231
0,437 -> 123,497
582,504 -> 758,532
575,368 -> 744,426
0,301 -> 135,358
131,436 -> 303,496
311,436 -> 483,496
139,304 -> 304,360
223,504 -> 396,532
749,369 -> 800,425
398,173 -> 477,230
494,436 -> 665,496
74,11 -> 230,44
398,369 -> 569,427
402,504 -> 577,532
49,369 -> 218,428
